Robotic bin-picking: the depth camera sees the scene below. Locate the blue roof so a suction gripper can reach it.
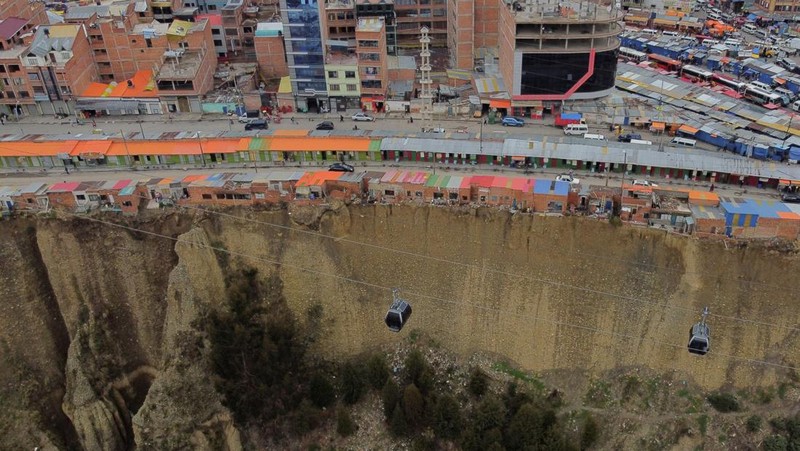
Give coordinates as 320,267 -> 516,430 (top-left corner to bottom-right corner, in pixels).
719,197 -> 790,218
560,113 -> 582,120
533,179 -> 569,196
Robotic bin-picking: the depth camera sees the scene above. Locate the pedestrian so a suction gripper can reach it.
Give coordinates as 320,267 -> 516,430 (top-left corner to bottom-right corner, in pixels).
410,116 -> 414,123
340,114 -> 344,122
91,119 -> 96,127
739,179 -> 744,188
710,183 -> 715,192
483,117 -> 487,125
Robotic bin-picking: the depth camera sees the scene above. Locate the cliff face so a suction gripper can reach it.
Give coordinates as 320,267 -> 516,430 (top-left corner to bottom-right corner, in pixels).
0,205 -> 798,449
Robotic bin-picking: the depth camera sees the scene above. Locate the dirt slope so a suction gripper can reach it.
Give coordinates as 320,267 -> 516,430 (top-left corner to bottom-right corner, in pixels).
0,204 -> 798,449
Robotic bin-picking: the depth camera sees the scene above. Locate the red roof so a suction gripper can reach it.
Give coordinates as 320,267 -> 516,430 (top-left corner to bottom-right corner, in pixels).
197,14 -> 223,26
49,182 -> 81,193
0,17 -> 27,40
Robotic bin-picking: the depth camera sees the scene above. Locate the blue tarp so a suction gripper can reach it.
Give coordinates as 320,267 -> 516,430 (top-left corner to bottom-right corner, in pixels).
747,13 -> 757,20
752,146 -> 769,160
789,147 -> 800,160
559,113 -> 582,120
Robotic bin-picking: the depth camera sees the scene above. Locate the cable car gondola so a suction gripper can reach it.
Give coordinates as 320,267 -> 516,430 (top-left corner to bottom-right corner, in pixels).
385,289 -> 412,332
688,307 -> 710,355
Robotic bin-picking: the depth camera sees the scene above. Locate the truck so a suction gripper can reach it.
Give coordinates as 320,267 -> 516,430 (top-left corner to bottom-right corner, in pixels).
554,113 -> 586,127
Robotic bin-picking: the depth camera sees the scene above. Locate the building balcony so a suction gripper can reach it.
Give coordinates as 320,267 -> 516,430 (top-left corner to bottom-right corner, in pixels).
515,37 -> 620,53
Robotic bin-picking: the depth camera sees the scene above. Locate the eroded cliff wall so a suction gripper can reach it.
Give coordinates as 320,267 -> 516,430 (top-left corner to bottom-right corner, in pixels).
0,204 -> 798,449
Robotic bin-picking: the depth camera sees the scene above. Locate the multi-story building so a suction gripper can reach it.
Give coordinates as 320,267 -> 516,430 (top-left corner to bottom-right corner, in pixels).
280,0 -> 328,112
23,24 -> 98,117
221,0 -> 244,56
197,14 -> 228,58
754,0 -> 800,13
355,0 -> 397,54
355,17 -> 387,111
394,0 -> 446,48
0,15 -> 40,117
447,0 -> 498,69
254,22 -> 288,78
325,48 -> 360,111
0,0 -> 48,25
498,0 -> 622,112
323,0 -> 357,47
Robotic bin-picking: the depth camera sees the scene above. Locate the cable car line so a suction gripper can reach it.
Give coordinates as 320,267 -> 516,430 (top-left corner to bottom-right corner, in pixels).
135,198 -> 800,333
64,213 -> 800,372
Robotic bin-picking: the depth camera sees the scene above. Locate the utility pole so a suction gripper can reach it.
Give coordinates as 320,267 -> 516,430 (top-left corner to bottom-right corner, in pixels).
196,131 -> 206,167
121,129 -> 132,167
620,150 -> 627,219
138,120 -> 146,139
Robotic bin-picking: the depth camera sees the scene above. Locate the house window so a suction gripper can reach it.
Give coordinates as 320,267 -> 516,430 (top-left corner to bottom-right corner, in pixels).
202,194 -> 212,199
88,194 -> 100,201
346,84 -> 357,91
146,38 -> 152,48
28,73 -> 39,80
328,71 -> 338,78
330,84 -> 340,91
449,192 -> 458,200
255,193 -> 265,199
384,189 -> 395,196
122,201 -> 133,206
76,194 -> 86,201
345,71 -> 355,78
213,39 -> 223,46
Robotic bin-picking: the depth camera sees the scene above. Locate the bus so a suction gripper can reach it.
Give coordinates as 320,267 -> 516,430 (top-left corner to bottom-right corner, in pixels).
744,86 -> 784,106
711,73 -> 746,92
680,65 -> 713,82
647,53 -> 682,73
619,46 -> 648,63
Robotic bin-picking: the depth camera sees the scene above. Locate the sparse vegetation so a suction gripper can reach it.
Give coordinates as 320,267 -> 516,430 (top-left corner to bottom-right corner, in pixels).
336,406 -> 357,437
746,415 -> 763,433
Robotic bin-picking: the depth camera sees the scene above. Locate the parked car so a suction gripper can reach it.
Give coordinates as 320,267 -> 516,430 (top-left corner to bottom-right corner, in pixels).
329,162 -> 355,172
555,174 -> 580,185
316,121 -> 334,130
778,58 -> 797,71
782,193 -> 800,203
632,179 -> 659,187
352,112 -> 374,121
502,116 -> 525,127
618,133 -> 643,143
244,119 -> 268,131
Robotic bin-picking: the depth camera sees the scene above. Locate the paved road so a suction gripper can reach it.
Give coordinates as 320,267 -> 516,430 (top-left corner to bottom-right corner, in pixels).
7,111 -> 683,150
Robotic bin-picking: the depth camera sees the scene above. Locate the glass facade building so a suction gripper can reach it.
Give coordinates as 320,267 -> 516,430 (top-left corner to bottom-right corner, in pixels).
281,0 -> 329,110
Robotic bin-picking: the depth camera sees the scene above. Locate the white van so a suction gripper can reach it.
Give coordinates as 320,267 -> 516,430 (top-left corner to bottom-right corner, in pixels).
749,81 -> 773,92
630,139 -> 654,145
671,137 -> 697,147
702,38 -> 720,46
583,133 -> 606,140
743,23 -> 758,34
791,100 -> 800,111
708,12 -> 721,20
641,29 -> 659,35
564,123 -> 589,135
662,30 -> 679,37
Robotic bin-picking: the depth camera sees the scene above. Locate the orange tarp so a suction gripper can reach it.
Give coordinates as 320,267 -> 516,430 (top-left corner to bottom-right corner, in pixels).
678,124 -> 699,135
200,139 -> 241,153
80,70 -> 158,98
689,191 -> 720,202
777,211 -> 800,220
0,140 -> 78,157
489,99 -> 512,109
71,140 -> 113,156
296,171 -> 343,187
106,141 -> 200,156
268,137 -> 374,152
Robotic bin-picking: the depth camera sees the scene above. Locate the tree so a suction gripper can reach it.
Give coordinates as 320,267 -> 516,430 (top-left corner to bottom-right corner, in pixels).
336,406 -> 357,437
581,414 -> 599,450
340,361 -> 367,405
468,367 -> 489,398
390,404 -> 408,437
403,384 -> 425,427
405,349 -> 434,394
309,373 -> 335,408
366,353 -> 390,390
382,379 -> 401,420
433,394 -> 463,440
